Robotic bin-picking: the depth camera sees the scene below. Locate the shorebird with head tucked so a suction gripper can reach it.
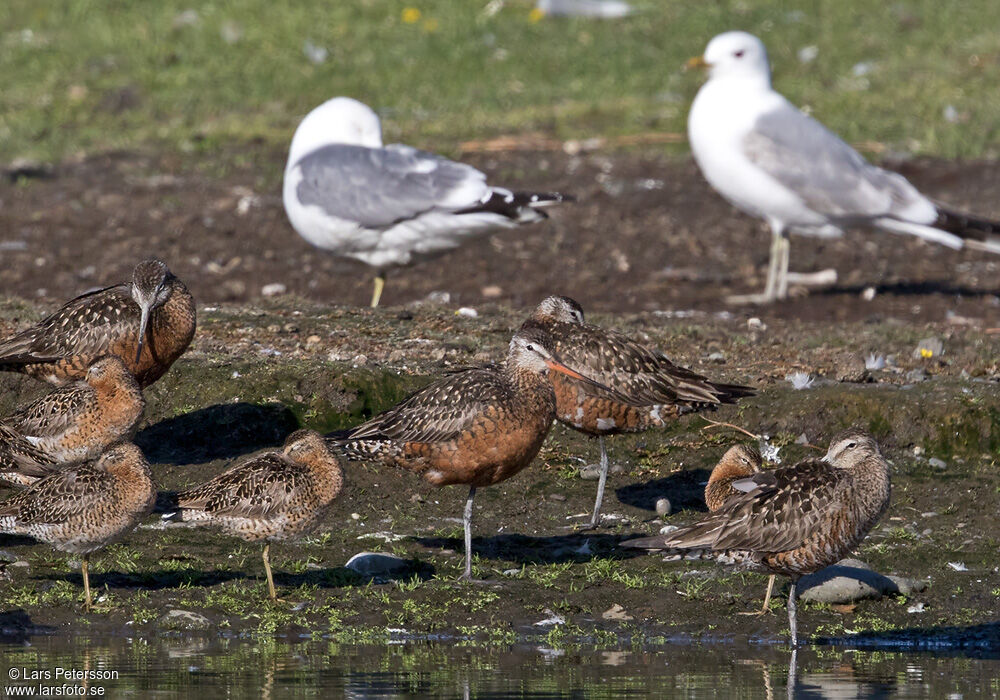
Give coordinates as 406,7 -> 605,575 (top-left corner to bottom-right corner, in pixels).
0,424 -> 57,488
520,296 -> 755,528
158,430 -> 343,601
0,357 -> 145,484
333,325 -> 619,580
283,97 -> 572,307
0,259 -> 195,388
623,431 -> 891,646
0,442 -> 156,610
704,443 -> 775,615
687,31 -> 1000,304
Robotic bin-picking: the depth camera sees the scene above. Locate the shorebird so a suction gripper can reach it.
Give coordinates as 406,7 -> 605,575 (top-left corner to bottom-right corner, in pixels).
521,296 -> 754,528
0,356 -> 145,477
704,443 -> 775,615
0,259 -> 196,387
687,31 -> 1000,304
0,442 -> 156,610
158,430 -> 343,601
0,424 -> 58,488
333,325 -> 617,580
623,431 -> 891,646
283,97 -> 572,307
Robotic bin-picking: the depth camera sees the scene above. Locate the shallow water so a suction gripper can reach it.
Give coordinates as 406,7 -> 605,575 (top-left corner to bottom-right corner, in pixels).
1,635 -> 998,699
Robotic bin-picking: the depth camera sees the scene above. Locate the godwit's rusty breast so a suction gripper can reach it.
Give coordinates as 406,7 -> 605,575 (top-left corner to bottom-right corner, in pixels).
1,356 -> 145,467
705,443 -> 762,512
624,431 -> 891,579
166,430 -> 343,542
0,442 -> 155,555
336,327 -> 594,489
0,260 -> 196,388
521,296 -> 754,437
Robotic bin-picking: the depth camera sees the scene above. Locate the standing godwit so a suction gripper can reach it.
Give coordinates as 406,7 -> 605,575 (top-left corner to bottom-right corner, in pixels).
520,296 -> 754,528
333,326 -> 616,580
687,31 -> 1000,304
0,259 -> 195,387
0,442 -> 156,610
704,443 -> 776,615
159,430 -> 343,601
623,431 -> 891,646
283,97 -> 572,307
1,356 -> 145,474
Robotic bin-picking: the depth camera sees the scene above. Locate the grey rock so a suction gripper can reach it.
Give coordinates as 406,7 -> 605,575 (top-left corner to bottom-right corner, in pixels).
913,337 -> 944,359
655,498 -> 672,517
928,457 -> 946,469
905,368 -> 929,383
345,552 -> 413,578
799,558 -> 928,604
159,609 -> 212,631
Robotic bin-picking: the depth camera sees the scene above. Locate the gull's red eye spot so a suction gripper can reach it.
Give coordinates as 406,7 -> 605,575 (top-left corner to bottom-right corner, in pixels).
734,50 -> 745,58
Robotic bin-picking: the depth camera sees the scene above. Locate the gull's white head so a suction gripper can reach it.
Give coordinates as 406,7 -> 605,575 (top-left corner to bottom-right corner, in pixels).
287,97 -> 384,169
698,31 -> 771,85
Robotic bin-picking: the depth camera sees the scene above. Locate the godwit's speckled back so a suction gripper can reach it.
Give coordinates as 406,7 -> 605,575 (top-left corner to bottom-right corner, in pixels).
0,259 -> 195,388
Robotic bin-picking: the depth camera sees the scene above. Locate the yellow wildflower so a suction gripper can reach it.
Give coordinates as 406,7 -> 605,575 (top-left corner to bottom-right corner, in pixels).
401,7 -> 421,23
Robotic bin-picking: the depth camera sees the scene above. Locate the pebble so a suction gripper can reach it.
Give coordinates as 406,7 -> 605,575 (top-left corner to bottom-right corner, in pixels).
481,285 -> 503,298
707,351 -> 725,363
798,558 -> 928,604
345,552 -> 413,578
658,524 -> 679,536
913,337 -> 944,359
261,283 -> 287,297
655,498 -> 671,517
747,317 -> 766,331
456,307 -> 478,318
159,609 -> 212,631
905,368 -> 928,383
306,335 -> 322,345
861,286 -> 877,301
928,457 -> 947,469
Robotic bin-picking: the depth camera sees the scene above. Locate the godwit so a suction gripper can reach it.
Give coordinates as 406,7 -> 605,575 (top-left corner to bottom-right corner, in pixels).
623,431 -> 891,646
333,326 -> 616,580
687,32 -> 1000,304
0,442 -> 156,610
704,443 -> 775,615
159,430 -> 343,601
0,424 -> 57,487
283,97 -> 572,307
521,296 -> 754,528
0,259 -> 196,387
0,356 -> 144,475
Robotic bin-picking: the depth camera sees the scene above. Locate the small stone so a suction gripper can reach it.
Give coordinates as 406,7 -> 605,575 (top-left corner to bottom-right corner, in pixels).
747,317 -> 766,331
799,559 -> 928,604
501,568 -> 521,577
579,464 -> 602,480
548,493 -> 566,502
345,552 -> 413,578
159,609 -> 212,631
408,493 -> 425,504
861,286 -> 876,301
282,323 -> 299,333
658,524 -> 679,536
424,291 -> 450,305
707,351 -> 725,363
350,513 -> 361,520
266,324 -> 281,333
913,446 -> 925,456
261,283 -> 287,297
905,368 -> 928,383
795,433 -> 809,445
481,285 -> 502,298
913,337 -> 944,359
303,40 -> 328,65
907,602 -> 926,614
928,457 -> 946,469
306,335 -> 322,345
655,498 -> 671,517
351,354 -> 368,366
456,307 -> 478,318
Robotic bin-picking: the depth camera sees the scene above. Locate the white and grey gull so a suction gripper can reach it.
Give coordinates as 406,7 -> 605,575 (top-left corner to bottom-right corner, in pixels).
686,31 -> 1000,304
283,97 -> 572,307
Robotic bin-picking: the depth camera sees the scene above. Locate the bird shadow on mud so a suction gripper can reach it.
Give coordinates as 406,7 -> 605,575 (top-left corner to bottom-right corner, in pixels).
819,281 -> 1000,299
818,621 -> 1000,659
615,468 -> 711,514
135,402 -> 299,465
412,532 -> 646,566
0,609 -> 52,640
38,568 -> 248,592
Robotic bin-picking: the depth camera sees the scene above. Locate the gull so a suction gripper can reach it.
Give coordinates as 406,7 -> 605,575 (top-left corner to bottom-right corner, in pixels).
283,97 -> 572,307
686,31 -> 1000,304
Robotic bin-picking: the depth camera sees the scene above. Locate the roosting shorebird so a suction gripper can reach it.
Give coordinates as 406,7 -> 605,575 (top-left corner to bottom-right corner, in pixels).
704,443 -> 775,615
0,357 -> 144,484
333,325 -> 619,580
0,443 -> 156,610
521,296 -> 754,528
0,259 -> 195,387
623,431 -> 891,646
283,97 -> 572,307
687,31 -> 1000,304
0,424 -> 57,488
158,430 -> 343,601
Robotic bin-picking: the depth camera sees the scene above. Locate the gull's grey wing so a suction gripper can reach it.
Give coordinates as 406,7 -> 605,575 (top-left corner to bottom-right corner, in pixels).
294,143 -> 489,228
744,102 -> 928,220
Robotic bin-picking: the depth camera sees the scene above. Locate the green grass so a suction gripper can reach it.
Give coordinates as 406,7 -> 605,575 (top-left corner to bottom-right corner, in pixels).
2,0 -> 1000,162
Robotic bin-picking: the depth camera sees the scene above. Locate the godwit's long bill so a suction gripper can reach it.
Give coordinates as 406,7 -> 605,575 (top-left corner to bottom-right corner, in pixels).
521,296 -> 754,528
158,430 -> 343,601
0,259 -> 195,388
283,97 -> 572,307
623,431 -> 891,646
333,325 -> 624,580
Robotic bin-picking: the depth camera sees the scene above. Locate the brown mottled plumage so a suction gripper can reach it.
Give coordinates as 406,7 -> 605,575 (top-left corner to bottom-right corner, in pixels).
521,296 -> 755,527
624,431 -> 891,646
0,443 -> 155,610
0,259 -> 195,388
704,443 -> 775,615
0,424 -> 58,487
160,430 -> 343,600
0,357 -> 145,485
335,325 -> 618,580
